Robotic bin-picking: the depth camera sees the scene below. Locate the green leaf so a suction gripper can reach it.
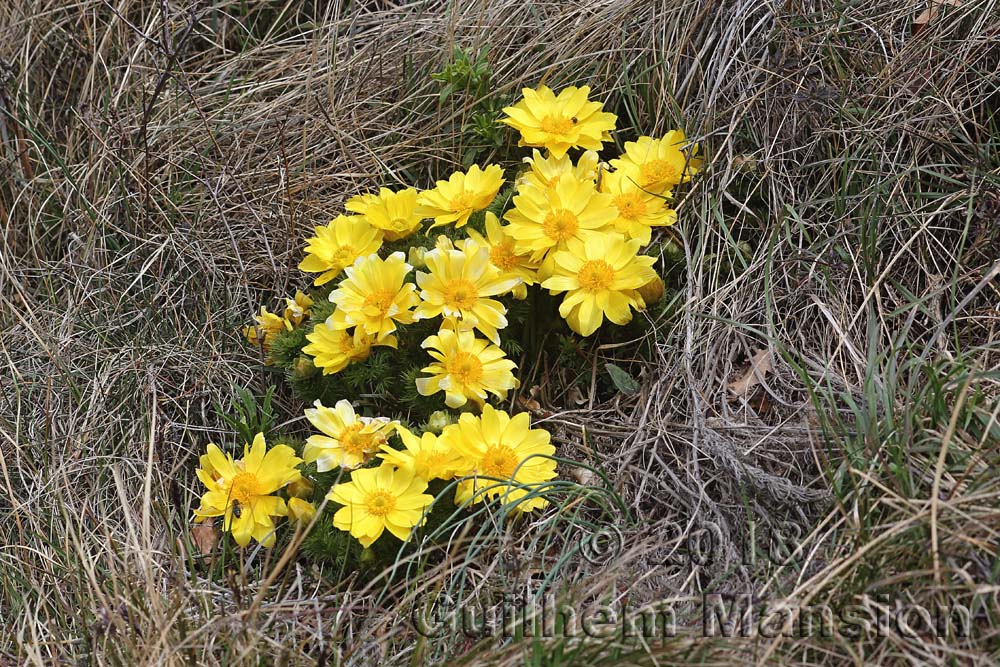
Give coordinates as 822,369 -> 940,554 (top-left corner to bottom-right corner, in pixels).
605,363 -> 640,395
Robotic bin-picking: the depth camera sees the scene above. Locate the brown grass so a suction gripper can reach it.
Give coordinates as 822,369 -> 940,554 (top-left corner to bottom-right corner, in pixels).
1,0 -> 998,665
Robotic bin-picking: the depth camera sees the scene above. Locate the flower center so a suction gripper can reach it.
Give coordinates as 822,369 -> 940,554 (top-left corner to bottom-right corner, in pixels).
362,289 -> 396,316
418,451 -> 448,474
480,444 -> 519,478
365,490 -> 396,517
489,242 -> 519,271
339,423 -> 376,457
639,159 -> 679,187
442,278 -> 479,310
542,209 -> 579,242
331,245 -> 356,268
446,351 -> 484,385
389,217 -> 412,231
577,260 -> 615,291
449,191 -> 475,211
540,114 -> 575,136
614,193 -> 647,220
230,472 -> 262,504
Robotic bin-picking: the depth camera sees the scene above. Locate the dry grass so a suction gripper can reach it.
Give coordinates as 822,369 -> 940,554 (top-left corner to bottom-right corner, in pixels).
1,0 -> 999,665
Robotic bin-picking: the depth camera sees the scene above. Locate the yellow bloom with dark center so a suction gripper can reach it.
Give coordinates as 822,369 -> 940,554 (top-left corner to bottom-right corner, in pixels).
416,164 -> 505,229
299,215 -> 383,286
503,173 -> 617,262
416,327 -> 518,408
379,425 -> 468,481
609,130 -> 701,195
518,148 -> 599,191
500,85 -> 617,159
328,463 -> 435,548
302,399 -> 397,471
244,306 -> 290,353
466,212 -> 538,300
283,291 -> 314,326
302,320 -> 376,375
329,252 -> 419,344
600,166 -> 678,244
413,242 -> 520,344
194,433 -> 303,547
541,234 -> 657,336
444,404 -> 556,512
348,187 -> 423,241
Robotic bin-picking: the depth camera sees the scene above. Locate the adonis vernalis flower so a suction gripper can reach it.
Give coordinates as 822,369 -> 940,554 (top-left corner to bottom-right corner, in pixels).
416,327 -> 518,408
466,212 -> 538,299
193,433 -> 303,547
413,241 -> 520,344
299,215 -> 383,286
600,166 -> 678,244
244,306 -> 290,353
379,425 -> 468,481
328,463 -> 435,548
518,148 -> 599,191
503,173 -> 617,262
283,291 -> 314,327
444,404 -> 556,512
609,130 -> 701,194
416,164 -> 505,229
541,234 -> 657,336
500,85 -> 617,159
302,320 -> 374,375
329,252 -> 419,344
302,399 -> 397,471
351,187 -> 423,241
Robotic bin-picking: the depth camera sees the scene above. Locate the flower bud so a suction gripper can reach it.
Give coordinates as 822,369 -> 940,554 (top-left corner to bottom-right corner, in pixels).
286,476 -> 314,500
287,497 -> 316,523
637,275 -> 665,306
293,356 -> 317,378
425,410 -> 455,434
359,547 -> 376,566
408,246 -> 428,269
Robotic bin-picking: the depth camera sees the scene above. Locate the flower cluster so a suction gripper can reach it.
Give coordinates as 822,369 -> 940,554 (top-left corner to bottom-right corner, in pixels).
194,403 -> 555,548
219,83 -> 699,553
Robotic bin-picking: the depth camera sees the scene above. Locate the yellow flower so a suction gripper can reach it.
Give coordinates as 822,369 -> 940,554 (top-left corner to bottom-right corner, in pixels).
466,212 -> 538,300
600,166 -> 678,244
518,148 -> 599,191
541,234 -> 657,336
379,425 -> 468,481
328,463 -> 435,548
302,320 -> 374,375
416,327 -> 518,409
287,497 -> 317,524
413,242 -> 520,344
299,215 -> 383,286
348,187 -> 423,241
193,433 -> 303,547
329,252 -> 419,344
244,306 -> 290,352
503,173 -> 617,261
445,405 -> 556,512
283,291 -> 314,326
500,85 -> 617,159
302,399 -> 397,471
608,130 -> 701,194
416,164 -> 505,229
